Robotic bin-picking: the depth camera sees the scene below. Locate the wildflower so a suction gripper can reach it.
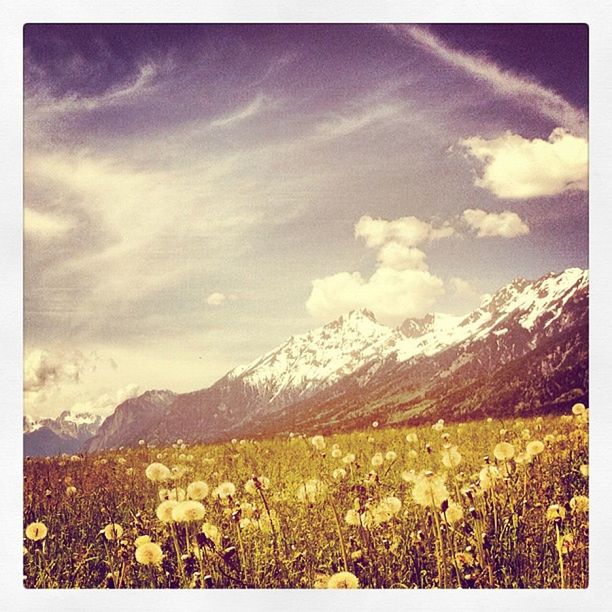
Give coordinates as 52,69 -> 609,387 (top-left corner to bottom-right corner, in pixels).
572,402 -> 586,416
65,485 -> 77,496
25,521 -> 48,541
310,435 -> 326,451
135,542 -> 164,566
345,508 -> 371,527
401,469 -> 417,483
412,471 -> 449,508
367,436 -> 375,444
103,523 -> 123,541
327,571 -> 359,589
332,468 -> 347,480
126,467 -> 135,476
486,417 -> 493,423
526,440 -> 545,456
569,495 -> 589,513
145,462 -> 171,482
371,452 -> 384,467
432,419 -> 445,432
441,445 -> 462,469
296,479 -> 327,503
379,496 -> 402,515
187,481 -> 209,500
521,428 -> 531,440
201,522 -> 221,547
342,453 -> 356,465
69,455 -> 81,462
138,439 -> 145,446
580,464 -> 589,477
515,452 -> 532,465
546,504 -> 567,522
493,442 -> 515,461
156,500 -> 178,523
442,502 -> 464,525
213,481 -> 236,500
479,465 -> 500,491
408,449 -> 418,459
385,450 -> 397,462
171,500 -> 206,523
405,432 -> 418,444
134,535 -> 151,547
159,487 -> 186,501
331,448 -> 342,459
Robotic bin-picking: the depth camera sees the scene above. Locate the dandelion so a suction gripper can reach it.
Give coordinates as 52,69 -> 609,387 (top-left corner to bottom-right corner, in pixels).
569,495 -> 589,513
331,448 -> 342,459
493,442 -> 515,461
342,453 -> 356,465
408,449 -> 418,459
159,487 -> 186,501
479,465 -> 500,491
371,452 -> 384,467
310,435 -> 326,451
327,571 -> 359,588
367,436 -> 375,444
405,432 -> 418,444
297,479 -> 327,503
526,440 -> 545,456
201,522 -> 221,547
401,469 -> 417,483
69,454 -> 81,462
212,481 -> 236,500
25,521 -> 48,541
572,402 -> 586,416
441,445 -> 462,468
432,419 -> 445,432
65,485 -> 77,496
332,468 -> 347,480
134,535 -> 152,547
103,523 -> 123,541
171,500 -> 205,522
156,500 -> 178,523
145,462 -> 171,482
486,417 -> 493,423
385,450 -> 397,462
443,501 -> 464,525
546,504 -> 567,522
580,464 -> 589,477
138,439 -> 145,446
135,542 -> 164,566
379,496 -> 402,515
187,481 -> 209,500
515,452 -> 532,465
412,471 -> 449,508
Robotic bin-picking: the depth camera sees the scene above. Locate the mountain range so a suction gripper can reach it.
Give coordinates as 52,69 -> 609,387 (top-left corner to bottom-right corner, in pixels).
24,267 -> 589,455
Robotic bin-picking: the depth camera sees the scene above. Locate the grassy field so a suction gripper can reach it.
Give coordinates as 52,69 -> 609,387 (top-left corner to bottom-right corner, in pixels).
23,405 -> 589,589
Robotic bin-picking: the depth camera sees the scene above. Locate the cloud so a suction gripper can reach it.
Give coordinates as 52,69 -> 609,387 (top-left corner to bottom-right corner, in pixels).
306,268 -> 444,325
376,242 -> 428,271
458,128 -> 588,199
68,383 -> 141,416
355,214 -> 454,248
385,25 -> 587,135
24,348 -> 101,392
206,292 -> 227,306
462,209 -> 530,238
210,94 -> 268,128
24,207 -> 75,239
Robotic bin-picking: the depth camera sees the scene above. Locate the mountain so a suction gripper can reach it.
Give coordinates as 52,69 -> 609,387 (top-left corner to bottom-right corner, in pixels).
84,267 -> 588,450
23,410 -> 104,457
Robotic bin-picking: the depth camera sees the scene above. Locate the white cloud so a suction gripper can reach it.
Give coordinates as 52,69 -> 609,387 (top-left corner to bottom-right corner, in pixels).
376,242 -> 428,271
207,292 -> 227,306
462,208 -> 530,238
458,128 -> 588,199
306,267 -> 444,325
24,348 -> 100,392
69,383 -> 141,416
355,214 -> 454,248
24,207 -> 74,239
386,25 -> 587,135
209,94 -> 268,128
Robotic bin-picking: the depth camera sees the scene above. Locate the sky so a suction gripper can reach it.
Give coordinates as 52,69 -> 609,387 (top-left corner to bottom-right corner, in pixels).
23,23 -> 589,419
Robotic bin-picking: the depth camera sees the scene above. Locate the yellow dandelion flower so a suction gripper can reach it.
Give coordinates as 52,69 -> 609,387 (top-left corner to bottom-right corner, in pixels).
134,535 -> 152,547
572,402 -> 586,416
327,571 -> 359,589
546,504 -> 567,522
25,521 -> 48,541
569,495 -> 589,513
135,542 -> 163,566
187,481 -> 209,500
493,442 -> 515,461
145,462 -> 171,482
103,523 -> 123,541
156,500 -> 178,523
441,446 -> 462,469
171,500 -> 205,523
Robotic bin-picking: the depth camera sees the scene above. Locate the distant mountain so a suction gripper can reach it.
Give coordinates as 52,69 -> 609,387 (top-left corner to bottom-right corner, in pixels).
82,267 -> 588,450
23,410 -> 104,457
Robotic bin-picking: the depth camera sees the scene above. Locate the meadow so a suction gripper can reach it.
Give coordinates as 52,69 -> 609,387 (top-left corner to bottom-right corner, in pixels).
23,405 -> 589,589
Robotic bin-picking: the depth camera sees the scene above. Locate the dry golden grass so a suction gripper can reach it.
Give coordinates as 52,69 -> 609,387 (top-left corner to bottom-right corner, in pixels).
23,406 -> 589,589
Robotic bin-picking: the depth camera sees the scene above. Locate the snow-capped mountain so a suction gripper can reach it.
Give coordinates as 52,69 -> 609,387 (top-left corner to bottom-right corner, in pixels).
81,267 -> 589,450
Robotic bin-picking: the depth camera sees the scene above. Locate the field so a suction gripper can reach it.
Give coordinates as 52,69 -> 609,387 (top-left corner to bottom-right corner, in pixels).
23,405 -> 589,589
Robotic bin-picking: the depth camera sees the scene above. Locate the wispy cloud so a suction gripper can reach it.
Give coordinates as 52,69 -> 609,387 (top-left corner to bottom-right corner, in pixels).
210,93 -> 269,128
385,25 -> 587,135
